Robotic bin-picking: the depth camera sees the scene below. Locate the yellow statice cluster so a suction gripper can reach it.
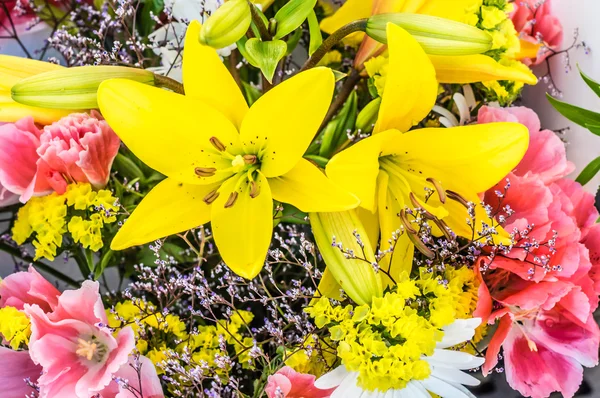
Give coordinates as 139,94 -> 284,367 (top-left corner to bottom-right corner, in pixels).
107,300 -> 256,378
285,334 -> 337,377
0,306 -> 31,350
11,183 -> 118,260
306,266 -> 482,392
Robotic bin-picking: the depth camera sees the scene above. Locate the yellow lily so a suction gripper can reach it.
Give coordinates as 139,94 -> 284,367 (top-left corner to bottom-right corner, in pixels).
98,21 -> 359,279
0,55 -> 72,124
326,24 -> 529,287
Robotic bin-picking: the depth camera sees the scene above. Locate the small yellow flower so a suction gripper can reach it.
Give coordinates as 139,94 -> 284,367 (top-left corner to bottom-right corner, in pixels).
0,306 -> 31,350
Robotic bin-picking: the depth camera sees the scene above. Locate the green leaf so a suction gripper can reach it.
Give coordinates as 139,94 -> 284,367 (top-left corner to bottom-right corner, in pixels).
242,81 -> 262,106
319,91 -> 357,158
113,153 -> 146,182
307,10 -> 322,56
273,0 -> 317,40
285,29 -> 303,55
576,156 -> 600,186
139,0 -> 164,36
547,93 -> 600,131
244,39 -> 287,83
95,249 -> 114,280
304,154 -> 329,168
333,70 -> 347,82
578,65 -> 600,98
587,124 -> 600,136
236,36 -> 259,67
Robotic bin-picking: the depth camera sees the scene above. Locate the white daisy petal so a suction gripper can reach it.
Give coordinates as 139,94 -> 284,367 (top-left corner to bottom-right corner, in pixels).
428,349 -> 484,368
408,381 -> 433,398
405,382 -> 431,398
430,364 -> 481,386
419,376 -> 473,398
331,372 -> 360,398
315,365 -> 349,389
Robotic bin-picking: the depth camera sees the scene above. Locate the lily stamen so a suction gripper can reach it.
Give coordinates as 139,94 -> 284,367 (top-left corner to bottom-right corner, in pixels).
195,167 -> 217,177
203,190 -> 220,204
250,181 -> 260,198
224,191 -> 239,208
426,177 -> 446,203
209,136 -> 227,152
243,154 -> 258,164
446,190 -> 469,208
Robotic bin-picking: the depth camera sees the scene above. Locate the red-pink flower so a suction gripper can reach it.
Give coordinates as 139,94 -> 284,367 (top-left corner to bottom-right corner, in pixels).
511,0 -> 563,66
24,280 -> 135,398
100,355 -> 164,398
265,367 -> 335,398
475,106 -> 600,398
0,266 -> 60,313
0,112 -> 120,203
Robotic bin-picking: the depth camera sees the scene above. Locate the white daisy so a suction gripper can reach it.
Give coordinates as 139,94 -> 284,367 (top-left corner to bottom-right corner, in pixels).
315,318 -> 485,398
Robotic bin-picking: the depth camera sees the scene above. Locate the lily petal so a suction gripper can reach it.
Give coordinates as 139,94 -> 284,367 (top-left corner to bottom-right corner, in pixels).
382,122 -> 529,194
430,54 -> 538,85
416,0 -> 482,21
0,96 -> 72,124
0,55 -> 63,91
98,79 -> 241,185
375,23 -> 437,133
211,172 -> 273,279
326,130 -> 399,212
315,267 -> 344,302
377,170 -> 415,285
240,67 -> 334,178
320,0 -> 372,45
183,21 -> 249,129
111,178 -> 217,250
269,158 -> 359,212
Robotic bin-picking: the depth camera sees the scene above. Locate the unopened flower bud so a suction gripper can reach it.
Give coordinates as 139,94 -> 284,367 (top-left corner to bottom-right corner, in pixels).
199,0 -> 252,49
11,66 -> 155,109
366,14 -> 492,56
356,97 -> 381,134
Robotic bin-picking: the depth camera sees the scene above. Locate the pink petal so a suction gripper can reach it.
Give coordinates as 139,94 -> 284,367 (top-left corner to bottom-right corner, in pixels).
482,314 -> 512,376
113,355 -> 165,398
0,347 -> 41,398
0,266 -> 60,312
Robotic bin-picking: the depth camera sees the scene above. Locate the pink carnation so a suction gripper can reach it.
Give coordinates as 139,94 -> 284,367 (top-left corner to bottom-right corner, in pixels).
0,112 -> 120,203
0,266 -> 60,313
24,280 -> 135,398
265,366 -> 335,398
475,106 -> 600,398
511,0 -> 563,66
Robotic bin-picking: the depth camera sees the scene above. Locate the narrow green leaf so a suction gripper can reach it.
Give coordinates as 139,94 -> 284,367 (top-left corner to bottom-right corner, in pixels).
236,36 -> 259,67
587,124 -> 600,136
242,81 -> 262,106
578,65 -> 600,98
319,91 -> 357,158
285,29 -> 303,55
304,155 -> 330,168
307,10 -> 322,56
273,0 -> 317,40
333,70 -> 347,82
576,156 -> 600,186
113,153 -> 146,181
95,250 -> 114,280
244,39 -> 287,83
547,93 -> 600,130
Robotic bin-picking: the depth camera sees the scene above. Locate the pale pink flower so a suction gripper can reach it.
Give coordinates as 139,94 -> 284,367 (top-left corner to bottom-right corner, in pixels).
511,0 -> 563,66
25,280 -> 135,398
0,347 -> 42,398
0,181 -> 19,206
0,266 -> 60,313
265,366 -> 335,398
99,355 -> 164,398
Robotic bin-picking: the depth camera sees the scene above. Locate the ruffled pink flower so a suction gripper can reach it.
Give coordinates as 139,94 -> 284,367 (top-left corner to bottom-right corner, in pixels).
0,117 -> 43,200
0,266 -> 60,313
265,367 -> 335,398
0,347 -> 42,398
511,0 -> 563,66
0,112 -> 120,203
475,106 -> 600,398
24,280 -> 135,398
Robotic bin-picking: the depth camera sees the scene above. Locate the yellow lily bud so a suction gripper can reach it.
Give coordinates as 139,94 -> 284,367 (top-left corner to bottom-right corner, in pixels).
366,14 -> 492,56
0,55 -> 72,123
199,0 -> 252,49
355,97 -> 381,134
310,210 -> 383,305
12,66 -> 155,110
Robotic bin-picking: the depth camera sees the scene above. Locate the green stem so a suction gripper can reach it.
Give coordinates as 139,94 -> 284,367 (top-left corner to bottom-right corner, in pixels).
0,241 -> 79,287
301,19 -> 368,72
154,74 -> 185,95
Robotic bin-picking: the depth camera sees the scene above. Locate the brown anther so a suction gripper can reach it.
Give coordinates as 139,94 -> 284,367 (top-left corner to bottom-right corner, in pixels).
433,218 -> 453,241
409,192 -> 422,209
399,209 -> 417,234
203,190 -> 220,204
243,154 -> 258,164
249,181 -> 260,198
209,136 -> 226,152
446,190 -> 469,208
406,230 -> 436,259
195,167 -> 217,177
427,178 -> 446,203
224,191 -> 239,208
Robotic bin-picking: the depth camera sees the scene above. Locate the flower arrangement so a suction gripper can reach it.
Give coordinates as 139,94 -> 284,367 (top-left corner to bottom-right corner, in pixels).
0,0 -> 597,398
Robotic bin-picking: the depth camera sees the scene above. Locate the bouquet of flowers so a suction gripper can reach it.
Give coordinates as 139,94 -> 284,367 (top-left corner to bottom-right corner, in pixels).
0,0 -> 598,397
